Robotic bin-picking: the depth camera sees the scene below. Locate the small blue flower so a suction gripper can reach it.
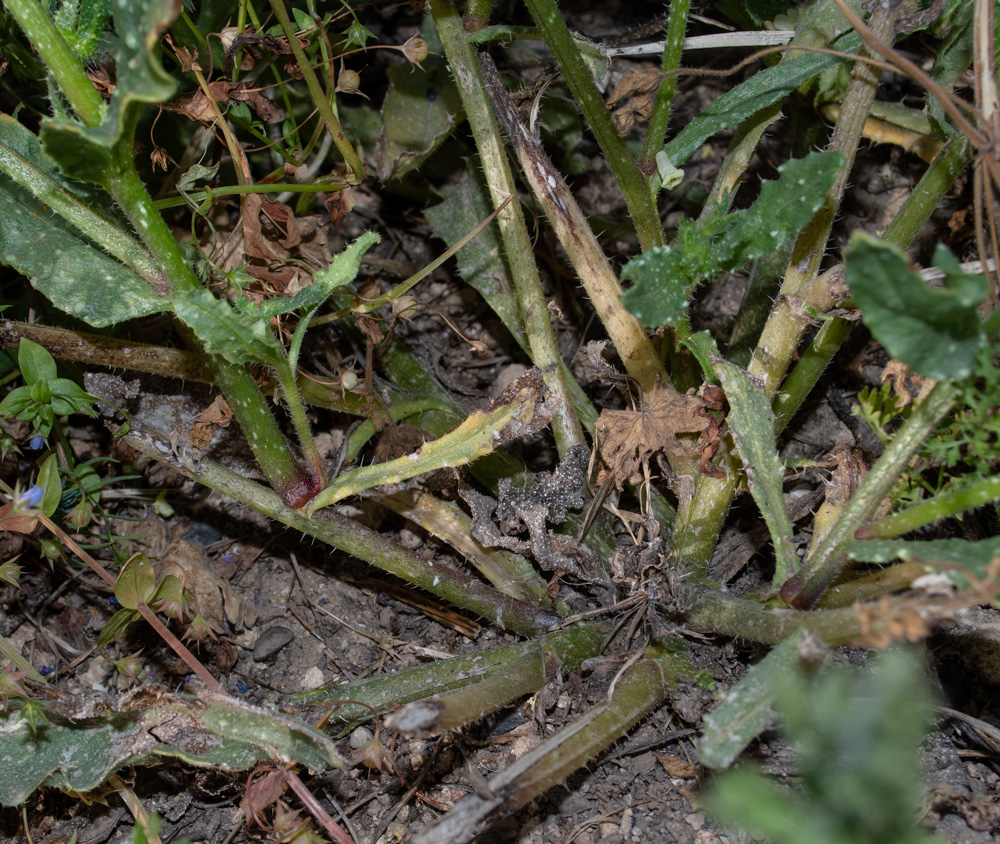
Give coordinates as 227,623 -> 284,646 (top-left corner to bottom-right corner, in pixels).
236,681 -> 248,694
109,596 -> 121,609
17,484 -> 44,509
38,665 -> 53,677
29,435 -> 45,451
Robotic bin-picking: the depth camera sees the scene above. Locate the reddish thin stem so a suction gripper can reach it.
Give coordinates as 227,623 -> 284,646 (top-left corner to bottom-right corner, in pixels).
37,514 -> 222,691
286,770 -> 355,844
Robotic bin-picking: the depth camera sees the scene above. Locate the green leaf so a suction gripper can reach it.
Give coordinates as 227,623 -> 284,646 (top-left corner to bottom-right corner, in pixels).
680,331 -> 721,384
49,379 -> 98,416
53,0 -> 112,62
309,369 -> 552,513
713,357 -> 797,584
115,553 -> 156,611
96,607 -> 141,650
37,453 -> 62,519
0,149 -> 168,324
663,33 -> 861,167
173,287 -> 285,368
0,386 -> 34,419
40,0 -> 179,183
700,631 -> 808,770
176,161 -> 221,193
425,167 -> 527,347
0,685 -> 345,806
845,236 -> 987,379
374,53 -> 464,181
715,152 -> 843,267
844,536 -> 1000,591
252,231 -> 380,318
622,152 -> 842,327
17,338 -> 57,386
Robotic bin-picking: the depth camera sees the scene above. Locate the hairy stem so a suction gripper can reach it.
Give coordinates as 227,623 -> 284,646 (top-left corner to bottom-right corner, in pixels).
3,0 -> 104,127
521,0 -> 664,251
639,0 -> 691,180
782,380 -> 960,607
431,0 -> 585,455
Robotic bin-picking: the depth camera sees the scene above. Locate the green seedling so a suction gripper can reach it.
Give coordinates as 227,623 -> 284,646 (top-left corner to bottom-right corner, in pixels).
0,339 -> 97,444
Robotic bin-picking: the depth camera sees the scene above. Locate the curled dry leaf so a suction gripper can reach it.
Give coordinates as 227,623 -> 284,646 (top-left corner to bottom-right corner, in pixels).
156,539 -> 257,633
607,67 -> 664,135
166,81 -> 286,127
596,382 -> 712,488
242,193 -> 301,261
189,394 -> 234,451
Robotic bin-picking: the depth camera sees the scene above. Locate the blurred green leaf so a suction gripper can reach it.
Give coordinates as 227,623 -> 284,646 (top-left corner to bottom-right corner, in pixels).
0,685 -> 345,806
846,236 -> 987,379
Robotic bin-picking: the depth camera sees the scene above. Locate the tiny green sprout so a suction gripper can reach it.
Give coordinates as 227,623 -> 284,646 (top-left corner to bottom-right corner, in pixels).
0,339 -> 98,441
183,612 -> 218,648
0,557 -> 21,587
113,651 -> 145,684
18,697 -> 49,736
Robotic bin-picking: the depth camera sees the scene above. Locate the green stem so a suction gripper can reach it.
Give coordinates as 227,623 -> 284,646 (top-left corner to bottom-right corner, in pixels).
747,2 -> 901,396
772,316 -> 851,434
294,624 -> 603,722
122,426 -> 561,638
521,0 -> 663,252
857,475 -> 1000,540
275,364 -> 326,485
683,584 -> 931,646
266,0 -> 364,184
463,0 -> 493,30
413,642 -> 689,844
387,624 -> 605,736
639,0 -> 690,181
431,0 -> 584,456
882,133 -> 973,249
782,380 -> 960,607
816,562 -> 926,608
3,0 -> 104,127
774,132 -> 975,433
479,52 -> 668,395
154,180 -> 338,211
209,355 -> 319,508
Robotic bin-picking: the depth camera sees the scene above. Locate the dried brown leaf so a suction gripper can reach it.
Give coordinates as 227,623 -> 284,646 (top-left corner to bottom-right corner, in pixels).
324,187 -> 357,228
157,540 -> 257,633
596,382 -> 709,488
189,395 -> 234,450
607,67 -> 663,134
167,81 -> 286,127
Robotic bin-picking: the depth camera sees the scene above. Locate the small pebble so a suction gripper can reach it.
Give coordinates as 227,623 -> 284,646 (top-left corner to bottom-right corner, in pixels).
253,626 -> 294,661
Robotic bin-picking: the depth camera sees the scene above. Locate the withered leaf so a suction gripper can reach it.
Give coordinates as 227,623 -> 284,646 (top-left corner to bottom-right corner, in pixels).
607,67 -> 663,135
189,394 -> 234,451
242,193 -> 301,261
157,540 -> 257,633
166,81 -> 286,127
325,187 -> 357,227
596,382 -> 710,488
